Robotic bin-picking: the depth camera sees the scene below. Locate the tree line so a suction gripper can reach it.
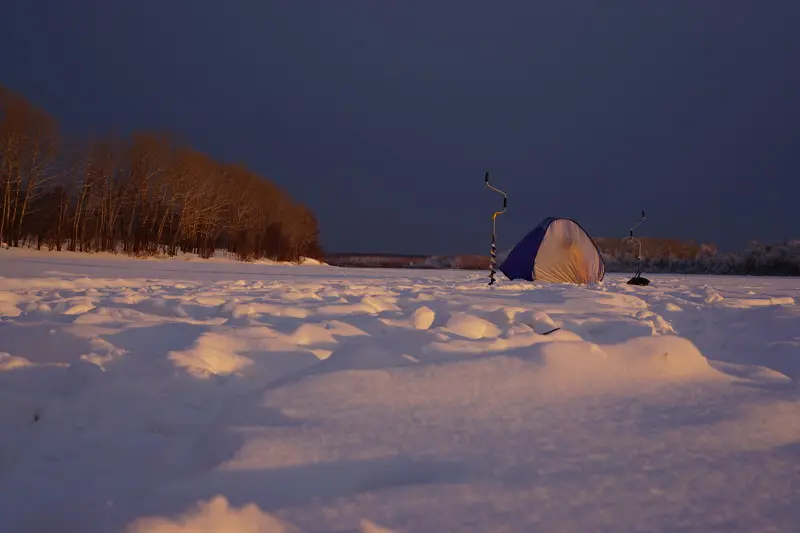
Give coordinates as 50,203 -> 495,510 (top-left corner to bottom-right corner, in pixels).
324,238 -> 800,276
0,83 -> 322,262
598,237 -> 800,276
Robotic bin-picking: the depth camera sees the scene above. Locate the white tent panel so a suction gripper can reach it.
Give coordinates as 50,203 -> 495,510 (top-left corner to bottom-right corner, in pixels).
533,219 -> 604,284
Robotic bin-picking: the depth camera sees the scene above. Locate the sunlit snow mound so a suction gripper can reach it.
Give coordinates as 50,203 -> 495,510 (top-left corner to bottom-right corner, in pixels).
128,495 -> 399,533
127,496 -> 293,533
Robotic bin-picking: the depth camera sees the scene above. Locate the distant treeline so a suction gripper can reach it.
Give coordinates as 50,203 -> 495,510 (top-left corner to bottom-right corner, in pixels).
0,83 -> 322,262
598,237 -> 800,276
324,253 -> 490,270
327,239 -> 800,276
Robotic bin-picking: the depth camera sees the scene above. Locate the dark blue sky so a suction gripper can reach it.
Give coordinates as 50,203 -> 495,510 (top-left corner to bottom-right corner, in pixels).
3,1 -> 799,254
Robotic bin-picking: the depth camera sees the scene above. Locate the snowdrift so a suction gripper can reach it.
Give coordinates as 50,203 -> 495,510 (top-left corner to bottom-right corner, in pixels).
0,252 -> 798,533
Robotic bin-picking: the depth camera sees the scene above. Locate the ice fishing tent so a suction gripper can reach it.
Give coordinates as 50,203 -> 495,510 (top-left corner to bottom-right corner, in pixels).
498,217 -> 605,284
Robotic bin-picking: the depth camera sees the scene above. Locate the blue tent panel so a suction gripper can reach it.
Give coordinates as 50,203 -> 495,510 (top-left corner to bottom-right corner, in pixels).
497,217 -> 557,282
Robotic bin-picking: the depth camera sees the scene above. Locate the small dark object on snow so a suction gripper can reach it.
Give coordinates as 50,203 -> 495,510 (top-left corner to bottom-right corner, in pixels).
33,413 -> 40,422
542,327 -> 561,335
627,275 -> 650,286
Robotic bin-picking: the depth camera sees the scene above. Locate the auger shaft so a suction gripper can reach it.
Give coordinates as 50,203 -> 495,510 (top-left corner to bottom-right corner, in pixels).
484,172 -> 508,286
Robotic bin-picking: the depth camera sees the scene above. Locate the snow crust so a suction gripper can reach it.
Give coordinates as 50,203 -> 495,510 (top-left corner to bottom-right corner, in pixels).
0,248 -> 798,533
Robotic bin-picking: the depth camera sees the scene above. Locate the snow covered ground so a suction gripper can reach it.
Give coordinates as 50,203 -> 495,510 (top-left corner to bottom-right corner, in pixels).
1,248 -> 798,533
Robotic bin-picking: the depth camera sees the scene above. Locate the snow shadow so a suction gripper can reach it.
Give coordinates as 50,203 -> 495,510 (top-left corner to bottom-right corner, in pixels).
469,289 -> 568,307
617,284 -> 800,386
134,436 -> 800,533
103,322 -> 210,360
0,341 -> 312,533
557,315 -> 657,344
0,323 -> 100,365
710,362 -> 798,392
773,440 -> 800,460
263,330 -> 441,390
612,396 -> 746,436
496,444 -> 800,529
129,298 -> 220,321
142,455 -> 470,518
675,306 -> 800,384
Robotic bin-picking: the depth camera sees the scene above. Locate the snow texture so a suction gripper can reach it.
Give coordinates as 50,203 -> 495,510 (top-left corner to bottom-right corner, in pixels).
0,247 -> 798,533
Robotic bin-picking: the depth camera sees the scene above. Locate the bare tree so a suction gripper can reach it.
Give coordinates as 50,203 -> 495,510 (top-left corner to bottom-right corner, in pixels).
0,83 -> 324,262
